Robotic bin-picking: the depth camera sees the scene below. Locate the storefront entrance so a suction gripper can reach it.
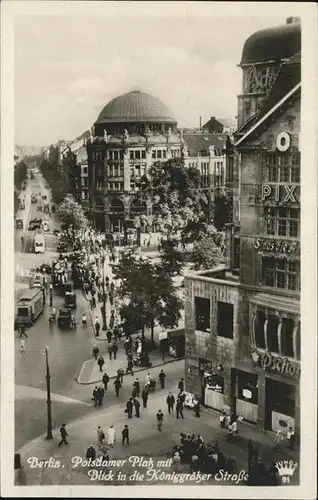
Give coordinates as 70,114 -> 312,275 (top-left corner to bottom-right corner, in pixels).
265,378 -> 295,432
234,369 -> 258,423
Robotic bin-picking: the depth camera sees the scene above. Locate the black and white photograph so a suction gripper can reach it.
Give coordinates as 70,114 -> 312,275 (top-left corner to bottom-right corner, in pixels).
1,1 -> 317,498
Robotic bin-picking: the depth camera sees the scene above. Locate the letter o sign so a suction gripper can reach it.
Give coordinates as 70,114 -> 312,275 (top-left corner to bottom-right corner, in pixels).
276,132 -> 290,152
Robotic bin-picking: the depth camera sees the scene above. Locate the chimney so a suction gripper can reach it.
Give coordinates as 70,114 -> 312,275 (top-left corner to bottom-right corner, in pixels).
199,116 -> 202,130
286,17 -> 301,24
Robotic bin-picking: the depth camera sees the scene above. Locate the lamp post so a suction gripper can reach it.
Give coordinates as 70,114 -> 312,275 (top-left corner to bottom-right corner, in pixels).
45,346 -> 53,439
102,258 -> 107,330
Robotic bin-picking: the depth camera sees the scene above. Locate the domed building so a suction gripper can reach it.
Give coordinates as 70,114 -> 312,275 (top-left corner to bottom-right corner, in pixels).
184,18 -> 301,445
84,90 -> 182,233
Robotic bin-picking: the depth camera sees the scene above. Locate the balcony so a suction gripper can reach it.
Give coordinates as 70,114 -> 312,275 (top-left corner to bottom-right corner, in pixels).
185,265 -> 240,286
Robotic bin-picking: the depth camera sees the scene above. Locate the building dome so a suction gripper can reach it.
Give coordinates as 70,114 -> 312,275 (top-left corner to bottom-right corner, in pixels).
240,21 -> 301,65
96,90 -> 176,124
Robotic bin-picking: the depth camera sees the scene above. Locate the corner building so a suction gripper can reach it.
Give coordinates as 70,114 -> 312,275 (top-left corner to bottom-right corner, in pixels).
184,18 -> 301,438
85,90 -> 182,232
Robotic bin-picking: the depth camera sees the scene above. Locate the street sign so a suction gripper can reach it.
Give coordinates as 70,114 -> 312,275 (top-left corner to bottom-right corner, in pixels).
158,331 -> 168,341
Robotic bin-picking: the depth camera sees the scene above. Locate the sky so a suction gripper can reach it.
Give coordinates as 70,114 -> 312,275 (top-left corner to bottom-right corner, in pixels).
13,4 -> 286,147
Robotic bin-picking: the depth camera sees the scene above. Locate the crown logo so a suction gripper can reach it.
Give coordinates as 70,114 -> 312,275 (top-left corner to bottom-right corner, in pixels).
275,460 -> 298,477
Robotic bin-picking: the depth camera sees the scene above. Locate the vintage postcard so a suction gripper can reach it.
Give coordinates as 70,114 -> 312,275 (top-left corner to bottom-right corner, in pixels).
1,1 -> 317,498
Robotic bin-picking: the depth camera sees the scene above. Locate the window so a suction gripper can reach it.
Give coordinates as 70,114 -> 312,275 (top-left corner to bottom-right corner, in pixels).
135,150 -> 141,160
114,151 -> 119,160
217,302 -> 233,339
264,207 -> 300,238
163,150 -> 166,159
152,150 -> 156,159
281,318 -> 294,358
267,314 -> 279,353
119,165 -> 124,176
262,257 -> 299,291
254,310 -> 266,349
82,167 -> 88,174
130,151 -> 134,160
157,150 -> 162,159
120,151 -> 124,160
296,322 -> 300,360
141,150 -> 146,159
267,166 -> 278,182
195,297 -> 210,332
279,166 -> 290,182
291,166 -> 300,183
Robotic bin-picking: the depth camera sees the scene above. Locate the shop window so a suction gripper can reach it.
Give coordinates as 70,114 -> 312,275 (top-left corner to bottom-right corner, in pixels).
255,310 -> 266,349
267,314 -> 279,354
205,373 -> 224,394
237,370 -> 258,405
267,379 -> 295,418
281,318 -> 294,358
195,297 -> 210,332
217,302 -> 233,339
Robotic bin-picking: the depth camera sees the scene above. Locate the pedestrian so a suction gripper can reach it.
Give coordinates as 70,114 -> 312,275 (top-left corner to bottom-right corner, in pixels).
126,359 -> 134,376
126,398 -> 134,419
193,398 -> 200,417
166,393 -> 175,414
114,378 -> 122,398
52,306 -> 57,321
95,318 -> 101,337
124,337 -> 130,355
20,338 -> 26,353
122,425 -> 130,446
134,397 -> 141,418
141,387 -> 149,408
92,386 -> 99,407
112,341 -> 118,360
107,425 -> 116,448
117,368 -> 124,384
49,294 -> 53,307
176,398 -> 184,420
97,386 -> 105,406
92,345 -> 99,360
97,426 -> 105,446
18,323 -> 27,339
178,378 -> 184,394
133,378 -> 140,398
86,445 -> 96,460
106,329 -> 112,343
274,429 -> 283,451
287,427 -> 295,450
108,343 -> 113,360
159,369 -> 166,389
97,355 -> 105,372
81,313 -> 87,327
58,423 -> 68,446
219,410 -> 227,429
102,372 -> 109,391
156,410 -> 164,432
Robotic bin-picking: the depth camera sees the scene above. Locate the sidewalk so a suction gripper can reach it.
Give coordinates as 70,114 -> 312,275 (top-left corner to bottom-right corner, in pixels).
15,385 -> 300,486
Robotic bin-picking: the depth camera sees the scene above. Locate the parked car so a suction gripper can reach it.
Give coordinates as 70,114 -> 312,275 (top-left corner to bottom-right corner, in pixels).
28,222 -> 41,231
57,308 -> 72,329
15,218 -> 24,229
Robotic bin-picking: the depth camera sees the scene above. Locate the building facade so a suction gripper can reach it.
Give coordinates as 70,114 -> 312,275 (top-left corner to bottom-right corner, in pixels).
184,18 -> 301,438
85,90 -> 182,232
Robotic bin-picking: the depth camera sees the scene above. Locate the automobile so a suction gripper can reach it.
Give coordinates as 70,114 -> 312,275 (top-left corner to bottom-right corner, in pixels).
57,242 -> 68,253
42,221 -> 50,232
15,218 -> 24,229
57,308 -> 72,329
37,263 -> 52,274
30,218 -> 42,225
28,222 -> 41,231
64,291 -> 77,309
31,194 -> 37,203
53,229 -> 61,238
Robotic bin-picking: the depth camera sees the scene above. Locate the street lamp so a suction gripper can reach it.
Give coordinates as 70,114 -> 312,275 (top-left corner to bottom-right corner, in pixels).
45,346 -> 53,439
102,259 -> 107,331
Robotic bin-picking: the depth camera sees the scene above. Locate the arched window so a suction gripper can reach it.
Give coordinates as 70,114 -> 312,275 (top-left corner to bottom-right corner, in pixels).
254,310 -> 266,349
280,317 -> 294,358
267,314 -> 279,354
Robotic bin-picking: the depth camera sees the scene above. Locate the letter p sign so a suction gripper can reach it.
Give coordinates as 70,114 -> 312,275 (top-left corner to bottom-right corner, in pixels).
262,185 -> 271,201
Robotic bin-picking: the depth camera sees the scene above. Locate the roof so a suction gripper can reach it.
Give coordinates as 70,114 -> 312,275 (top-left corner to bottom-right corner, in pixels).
256,52 -> 301,121
240,22 -> 301,65
96,90 -> 176,124
183,133 -> 227,156
217,118 -> 236,128
235,50 -> 301,146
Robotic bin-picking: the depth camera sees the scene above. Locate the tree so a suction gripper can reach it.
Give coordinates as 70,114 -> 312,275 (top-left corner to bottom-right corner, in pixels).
14,160 -> 27,213
159,239 -> 185,275
39,151 -> 70,205
136,158 -> 208,239
113,250 -> 183,343
213,190 -> 233,230
58,194 -> 88,229
192,237 -> 223,270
